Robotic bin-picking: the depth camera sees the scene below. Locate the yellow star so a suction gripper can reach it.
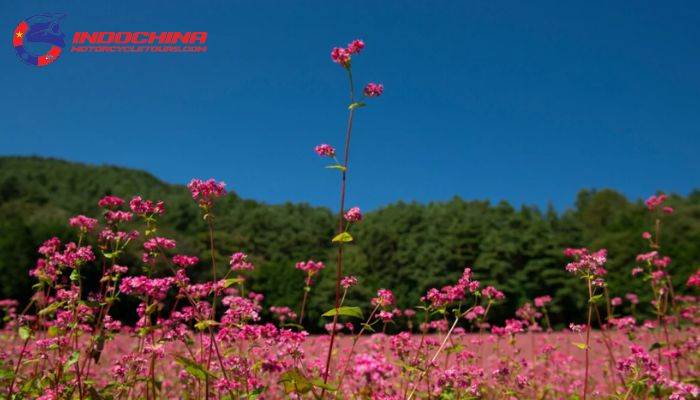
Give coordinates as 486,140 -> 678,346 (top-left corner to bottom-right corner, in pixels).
16,31 -> 23,38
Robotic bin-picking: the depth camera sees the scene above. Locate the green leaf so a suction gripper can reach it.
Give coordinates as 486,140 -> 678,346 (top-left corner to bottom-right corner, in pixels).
572,342 -> 588,350
325,165 -> 347,172
19,326 -> 31,340
63,351 -> 80,373
348,102 -> 366,110
310,379 -> 338,391
175,355 -> 213,380
102,250 -> 121,259
321,306 -> 364,319
361,323 -> 375,332
392,361 -> 419,372
145,303 -> 159,315
70,269 -> 80,282
223,278 -> 244,288
194,320 -> 219,331
332,232 -> 353,243
281,323 -> 305,331
588,294 -> 603,304
279,368 -> 313,394
38,301 -> 65,316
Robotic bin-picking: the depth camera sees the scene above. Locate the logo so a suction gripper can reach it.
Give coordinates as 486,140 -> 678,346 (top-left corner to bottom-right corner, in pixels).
13,13 -> 66,67
12,12 -> 207,67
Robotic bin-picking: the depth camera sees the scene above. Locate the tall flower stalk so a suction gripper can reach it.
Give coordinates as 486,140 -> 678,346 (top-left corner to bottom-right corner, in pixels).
315,39 -> 383,387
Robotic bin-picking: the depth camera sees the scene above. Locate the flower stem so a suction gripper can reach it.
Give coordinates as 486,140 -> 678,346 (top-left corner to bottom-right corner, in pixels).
321,68 -> 356,390
583,277 -> 593,400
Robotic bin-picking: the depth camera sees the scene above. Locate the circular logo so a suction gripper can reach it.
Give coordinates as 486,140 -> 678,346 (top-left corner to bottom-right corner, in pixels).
13,13 -> 67,67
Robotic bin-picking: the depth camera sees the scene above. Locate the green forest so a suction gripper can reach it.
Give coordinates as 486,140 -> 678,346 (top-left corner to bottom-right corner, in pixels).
1,156 -> 698,330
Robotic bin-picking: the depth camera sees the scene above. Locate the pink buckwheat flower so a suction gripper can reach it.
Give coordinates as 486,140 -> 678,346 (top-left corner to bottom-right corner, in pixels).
534,295 -> 552,308
104,210 -> 133,224
143,237 -> 176,251
314,144 -> 336,157
331,47 -> 351,68
347,39 -> 365,54
372,288 -> 395,307
344,207 -> 362,222
130,196 -> 165,215
377,310 -> 394,322
187,178 -> 227,208
230,252 -> 254,271
611,297 -> 622,306
363,83 -> 384,97
688,269 -> 700,287
69,215 -> 98,232
98,195 -> 125,208
172,255 -> 199,268
296,260 -> 325,275
341,275 -> 358,289
645,194 -> 667,211
642,231 -> 652,239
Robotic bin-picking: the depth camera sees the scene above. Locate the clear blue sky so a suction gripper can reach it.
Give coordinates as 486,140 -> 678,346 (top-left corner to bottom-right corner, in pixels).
2,1 -> 699,211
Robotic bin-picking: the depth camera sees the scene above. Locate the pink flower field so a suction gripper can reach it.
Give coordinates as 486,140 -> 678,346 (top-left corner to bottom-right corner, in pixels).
0,39 -> 699,400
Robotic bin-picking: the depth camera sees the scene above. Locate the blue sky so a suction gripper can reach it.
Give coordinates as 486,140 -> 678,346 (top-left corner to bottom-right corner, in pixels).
1,1 -> 699,211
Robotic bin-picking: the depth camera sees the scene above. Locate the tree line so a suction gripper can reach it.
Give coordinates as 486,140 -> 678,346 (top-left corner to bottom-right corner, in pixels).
1,156 -> 698,330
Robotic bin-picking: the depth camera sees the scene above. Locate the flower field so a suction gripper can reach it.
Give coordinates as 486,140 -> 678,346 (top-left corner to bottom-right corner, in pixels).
0,39 -> 699,400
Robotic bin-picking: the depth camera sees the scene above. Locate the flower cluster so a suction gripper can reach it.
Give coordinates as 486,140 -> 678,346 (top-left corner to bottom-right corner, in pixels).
363,83 -> 384,97
187,178 -> 227,208
344,206 -> 363,222
330,39 -> 364,68
230,252 -> 254,271
314,144 -> 336,157
129,196 -> 165,216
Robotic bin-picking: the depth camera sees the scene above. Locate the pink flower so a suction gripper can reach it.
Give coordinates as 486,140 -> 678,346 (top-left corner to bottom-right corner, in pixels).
363,83 -> 384,97
98,195 -> 125,208
230,252 -> 254,271
344,207 -> 362,222
104,211 -> 133,224
331,47 -> 351,68
69,215 -> 98,232
341,275 -> 358,289
642,232 -> 652,240
172,255 -> 198,268
625,293 -> 639,304
143,237 -> 176,251
296,260 -> 325,275
377,310 -> 393,322
187,178 -> 227,208
482,286 -> 505,301
330,39 -> 366,68
645,194 -> 667,211
688,269 -> 700,287
372,288 -> 395,307
611,297 -> 622,306
347,39 -> 365,54
314,144 -> 336,157
534,295 -> 552,308
663,206 -> 674,214
130,196 -> 165,215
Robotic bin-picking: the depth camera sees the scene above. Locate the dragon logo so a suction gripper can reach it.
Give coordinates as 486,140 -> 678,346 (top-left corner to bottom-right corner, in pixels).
13,13 -> 67,67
